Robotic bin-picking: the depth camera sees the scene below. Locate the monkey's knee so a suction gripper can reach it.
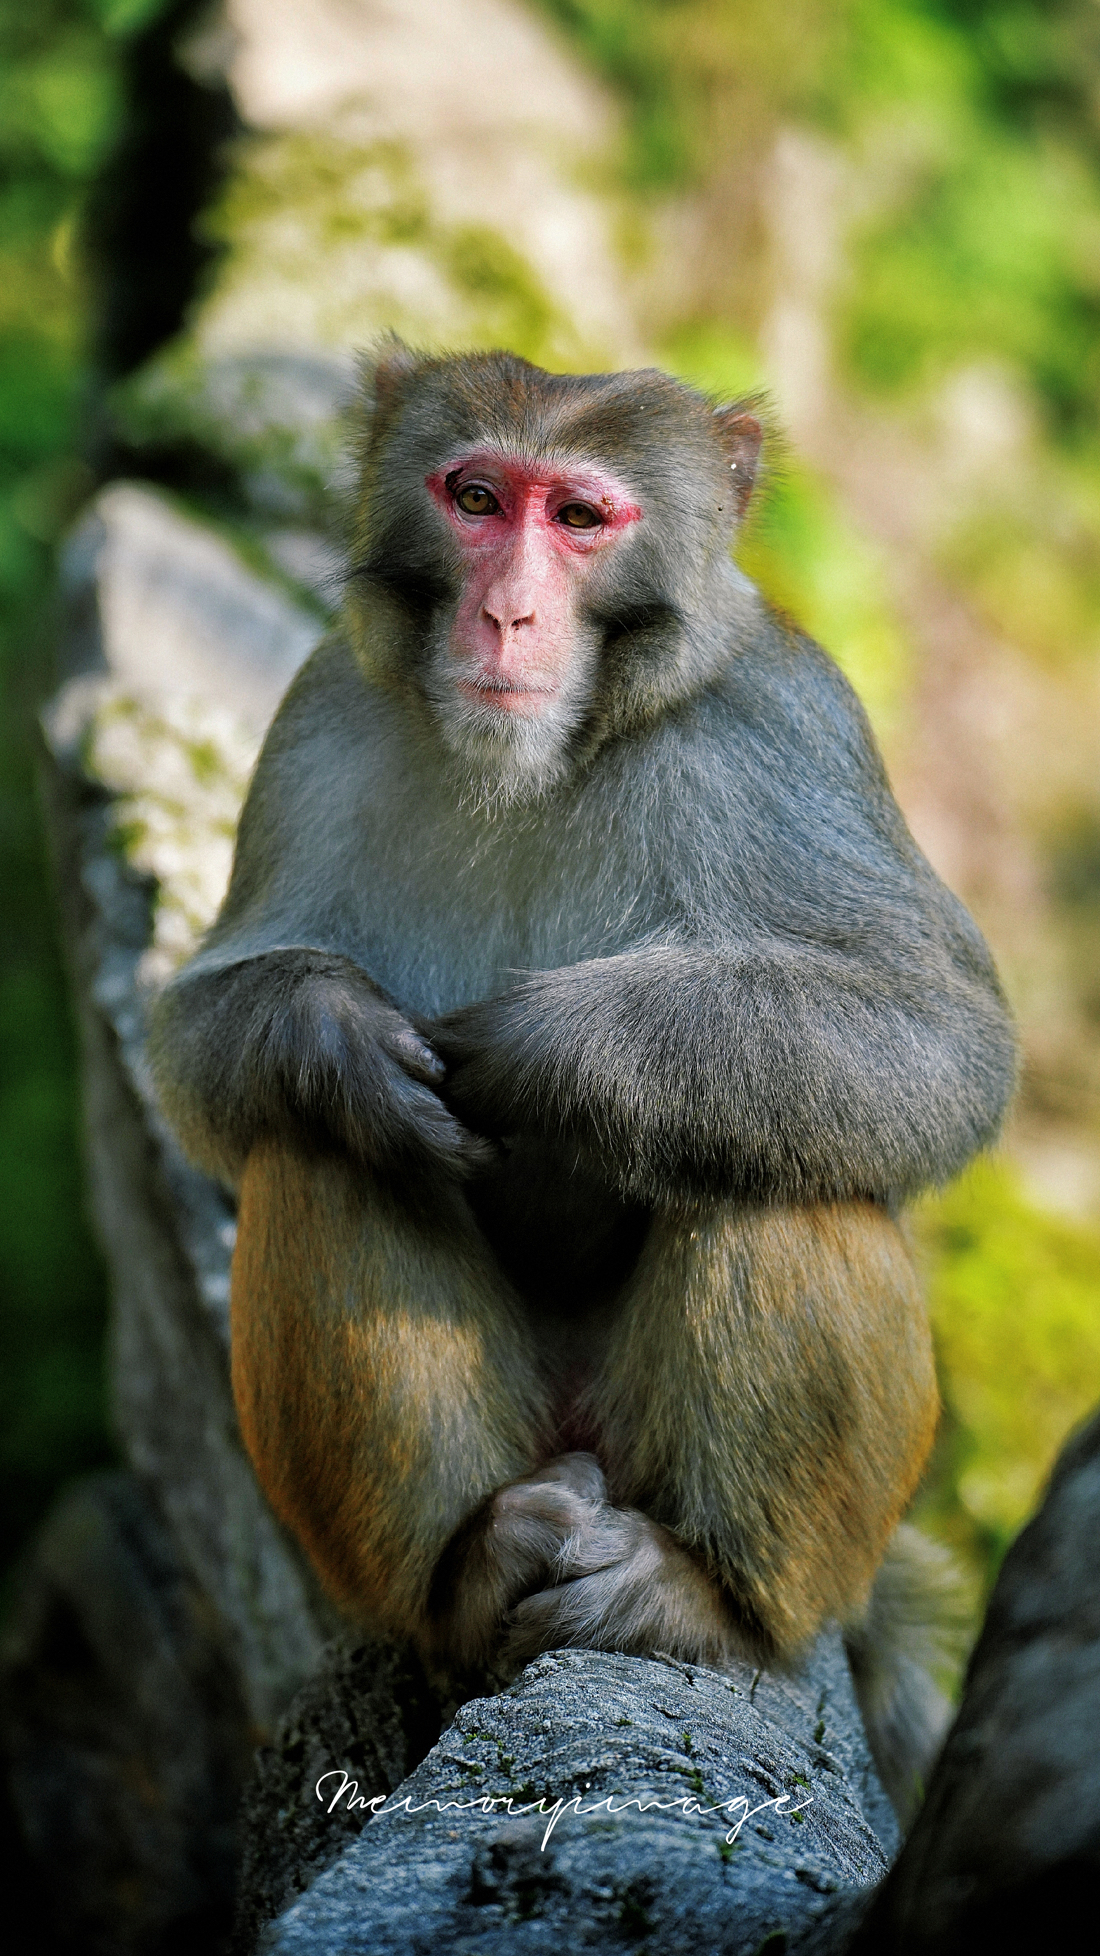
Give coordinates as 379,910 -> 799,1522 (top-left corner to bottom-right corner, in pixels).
595,1198 -> 939,1657
229,1140 -> 550,1635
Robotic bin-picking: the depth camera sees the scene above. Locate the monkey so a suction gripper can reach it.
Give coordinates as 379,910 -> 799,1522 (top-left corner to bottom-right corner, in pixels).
148,344 -> 1014,1815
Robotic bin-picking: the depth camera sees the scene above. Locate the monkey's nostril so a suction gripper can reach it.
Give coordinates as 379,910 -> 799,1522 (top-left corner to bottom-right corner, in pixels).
481,605 -> 535,632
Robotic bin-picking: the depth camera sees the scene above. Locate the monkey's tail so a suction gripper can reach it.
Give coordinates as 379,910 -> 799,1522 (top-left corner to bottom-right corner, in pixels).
844,1523 -> 973,1832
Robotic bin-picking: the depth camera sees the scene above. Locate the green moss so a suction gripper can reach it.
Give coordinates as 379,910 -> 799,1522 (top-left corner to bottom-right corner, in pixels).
202,133 -> 430,254
438,224 -> 564,366
937,495 -> 1100,667
914,1158 -> 1100,1586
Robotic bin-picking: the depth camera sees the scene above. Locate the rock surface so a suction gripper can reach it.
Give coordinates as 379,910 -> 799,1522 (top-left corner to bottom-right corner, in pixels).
41,479 -> 336,1737
247,1638 -> 895,1956
2,1472 -> 251,1955
233,1635 -> 444,1952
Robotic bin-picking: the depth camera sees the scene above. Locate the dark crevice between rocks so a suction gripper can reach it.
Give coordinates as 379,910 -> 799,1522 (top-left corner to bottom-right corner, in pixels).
84,0 -> 240,393
231,1638 -> 444,1955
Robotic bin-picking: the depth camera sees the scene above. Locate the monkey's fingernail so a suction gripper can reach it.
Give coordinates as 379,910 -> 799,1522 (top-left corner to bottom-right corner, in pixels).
394,1030 -> 445,1078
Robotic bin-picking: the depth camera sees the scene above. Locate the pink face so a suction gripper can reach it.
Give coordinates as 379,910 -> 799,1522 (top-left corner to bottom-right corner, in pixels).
425,451 -> 642,719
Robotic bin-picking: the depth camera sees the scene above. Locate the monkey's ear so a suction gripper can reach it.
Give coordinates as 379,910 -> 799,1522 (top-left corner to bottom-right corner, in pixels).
357,336 -> 421,425
713,404 -> 763,519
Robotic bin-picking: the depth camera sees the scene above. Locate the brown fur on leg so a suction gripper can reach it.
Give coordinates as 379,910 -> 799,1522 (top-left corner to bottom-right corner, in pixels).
588,1198 -> 939,1662
230,1140 -> 551,1640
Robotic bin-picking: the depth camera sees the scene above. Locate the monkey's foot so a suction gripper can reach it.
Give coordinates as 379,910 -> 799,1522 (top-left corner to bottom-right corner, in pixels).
504,1493 -> 748,1675
432,1451 -> 749,1675
431,1452 -> 607,1668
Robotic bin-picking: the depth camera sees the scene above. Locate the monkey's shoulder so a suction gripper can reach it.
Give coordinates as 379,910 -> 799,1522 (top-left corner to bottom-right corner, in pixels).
632,615 -> 898,840
259,632 -> 377,766
715,611 -> 887,776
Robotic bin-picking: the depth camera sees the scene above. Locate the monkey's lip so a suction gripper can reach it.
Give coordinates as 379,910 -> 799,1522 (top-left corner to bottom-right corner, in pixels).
457,677 -> 559,714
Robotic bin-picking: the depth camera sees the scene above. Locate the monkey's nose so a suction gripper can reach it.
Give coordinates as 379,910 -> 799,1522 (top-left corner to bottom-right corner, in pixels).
482,603 -> 535,632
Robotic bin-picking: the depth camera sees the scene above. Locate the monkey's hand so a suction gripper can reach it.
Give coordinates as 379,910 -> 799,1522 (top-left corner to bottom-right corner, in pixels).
432,1453 -> 748,1676
430,992 -> 555,1142
149,950 -> 491,1186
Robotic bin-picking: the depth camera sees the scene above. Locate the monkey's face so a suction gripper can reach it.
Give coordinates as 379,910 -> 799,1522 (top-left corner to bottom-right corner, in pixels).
418,449 -> 642,800
348,347 -> 764,806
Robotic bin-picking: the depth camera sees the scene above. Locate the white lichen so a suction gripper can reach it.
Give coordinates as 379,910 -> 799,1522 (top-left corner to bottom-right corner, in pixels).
82,686 -> 259,984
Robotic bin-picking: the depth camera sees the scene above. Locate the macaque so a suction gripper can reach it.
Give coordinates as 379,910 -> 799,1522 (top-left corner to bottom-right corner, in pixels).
150,345 -> 1014,1811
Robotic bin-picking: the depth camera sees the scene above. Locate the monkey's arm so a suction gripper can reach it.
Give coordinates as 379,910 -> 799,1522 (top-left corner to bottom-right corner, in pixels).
434,937 -> 1012,1205
149,949 -> 487,1189
435,645 -> 1015,1207
147,640 -> 489,1188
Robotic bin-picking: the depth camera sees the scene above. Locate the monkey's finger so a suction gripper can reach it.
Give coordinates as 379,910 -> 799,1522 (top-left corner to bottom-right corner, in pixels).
341,1056 -> 494,1181
476,1479 -> 607,1606
384,1024 -> 447,1086
504,1569 -> 625,1665
527,1453 -> 607,1503
504,1523 -> 670,1664
386,1076 -> 496,1177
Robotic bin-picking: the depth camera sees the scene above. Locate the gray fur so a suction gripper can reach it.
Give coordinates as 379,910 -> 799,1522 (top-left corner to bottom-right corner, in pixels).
845,1525 -> 973,1830
152,600 -> 1013,1206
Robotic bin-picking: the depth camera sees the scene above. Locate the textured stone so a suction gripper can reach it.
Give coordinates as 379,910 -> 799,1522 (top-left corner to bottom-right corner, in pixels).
854,1403 -> 1100,1952
39,482 -> 336,1739
248,1639 -> 894,1956
186,0 -> 638,363
233,1636 -> 444,1952
57,482 -> 324,731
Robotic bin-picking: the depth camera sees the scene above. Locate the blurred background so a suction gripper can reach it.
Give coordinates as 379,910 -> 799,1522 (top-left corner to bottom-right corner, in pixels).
4,0 -> 1100,1638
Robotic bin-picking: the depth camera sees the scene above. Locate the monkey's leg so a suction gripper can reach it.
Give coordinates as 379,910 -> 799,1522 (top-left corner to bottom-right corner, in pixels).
230,1141 -> 557,1655
507,1199 -> 938,1670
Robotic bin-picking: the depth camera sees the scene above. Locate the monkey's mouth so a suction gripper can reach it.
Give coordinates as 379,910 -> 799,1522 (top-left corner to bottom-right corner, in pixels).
456,677 -> 561,716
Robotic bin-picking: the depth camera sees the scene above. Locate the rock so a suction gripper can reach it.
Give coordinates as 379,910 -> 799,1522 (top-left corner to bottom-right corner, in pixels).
853,1403 -> 1100,1953
233,1637 -> 443,1952
38,483 -> 337,1742
1,1472 -> 250,1956
241,1637 -> 896,1955
182,0 -> 638,364
56,481 -> 325,731
112,349 -> 359,522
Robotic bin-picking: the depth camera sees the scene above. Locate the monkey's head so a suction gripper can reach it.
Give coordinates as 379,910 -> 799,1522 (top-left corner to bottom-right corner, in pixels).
347,342 -> 763,803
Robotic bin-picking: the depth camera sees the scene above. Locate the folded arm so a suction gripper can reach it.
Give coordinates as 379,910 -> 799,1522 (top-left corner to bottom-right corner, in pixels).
433,936 -> 1016,1206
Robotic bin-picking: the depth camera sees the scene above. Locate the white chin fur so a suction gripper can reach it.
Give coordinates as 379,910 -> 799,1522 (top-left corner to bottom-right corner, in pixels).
424,663 -> 590,810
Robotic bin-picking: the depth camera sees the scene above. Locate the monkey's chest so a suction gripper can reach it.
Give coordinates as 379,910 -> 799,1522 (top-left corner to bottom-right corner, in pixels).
347,767 -> 669,1017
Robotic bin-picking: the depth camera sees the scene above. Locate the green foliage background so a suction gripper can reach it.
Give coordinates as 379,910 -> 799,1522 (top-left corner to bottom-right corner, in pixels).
3,0 -> 1100,1621
0,0 -> 135,1589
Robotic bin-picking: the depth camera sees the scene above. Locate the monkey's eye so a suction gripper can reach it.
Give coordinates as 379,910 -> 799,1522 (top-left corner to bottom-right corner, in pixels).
454,483 -> 501,516
556,502 -> 603,530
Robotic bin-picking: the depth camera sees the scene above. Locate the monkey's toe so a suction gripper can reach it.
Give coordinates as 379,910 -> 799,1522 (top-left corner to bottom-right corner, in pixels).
527,1452 -> 607,1503
504,1509 -> 740,1671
